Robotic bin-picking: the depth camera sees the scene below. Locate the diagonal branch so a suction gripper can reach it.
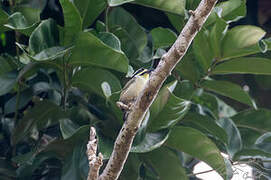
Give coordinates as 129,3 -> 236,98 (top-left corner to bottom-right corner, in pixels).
99,0 -> 218,179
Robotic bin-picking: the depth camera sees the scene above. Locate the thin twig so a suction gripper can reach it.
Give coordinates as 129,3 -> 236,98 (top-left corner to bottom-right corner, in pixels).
98,0 -> 218,179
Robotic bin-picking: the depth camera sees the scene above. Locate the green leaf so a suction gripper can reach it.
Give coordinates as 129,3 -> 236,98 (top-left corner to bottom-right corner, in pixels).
131,130 -> 169,153
42,126 -> 89,158
0,71 -> 17,96
108,0 -> 134,6
173,80 -> 195,100
11,100 -> 67,145
0,56 -> 17,76
176,48 -> 202,83
141,147 -> 188,180
182,112 -> 228,145
206,0 -> 246,26
232,109 -> 271,134
192,91 -> 219,119
166,12 -> 185,32
209,15 -> 228,58
97,32 -> 121,51
167,126 -> 227,179
4,88 -> 33,114
4,12 -> 38,36
213,57 -> 271,75
193,30 -> 214,72
148,91 -> 190,132
72,67 -> 121,98
239,127 -> 262,148
17,43 -> 71,62
73,0 -> 106,28
134,0 -> 185,15
233,149 -> 271,161
16,152 -> 57,178
221,25 -> 266,60
59,0 -> 82,45
0,9 -> 9,32
109,7 -> 147,61
216,97 -> 237,118
70,32 -> 129,73
29,19 -> 59,54
61,143 -> 88,180
255,132 -> 271,144
60,119 -> 80,139
150,27 -> 177,50
201,80 -> 254,107
120,154 -> 141,180
218,118 -> 242,158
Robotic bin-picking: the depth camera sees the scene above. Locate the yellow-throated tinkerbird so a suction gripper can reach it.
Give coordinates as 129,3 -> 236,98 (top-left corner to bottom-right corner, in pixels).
117,68 -> 152,112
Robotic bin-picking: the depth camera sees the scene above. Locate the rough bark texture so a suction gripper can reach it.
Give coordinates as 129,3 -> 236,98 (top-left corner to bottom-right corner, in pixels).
87,127 -> 103,180
98,0 -> 218,179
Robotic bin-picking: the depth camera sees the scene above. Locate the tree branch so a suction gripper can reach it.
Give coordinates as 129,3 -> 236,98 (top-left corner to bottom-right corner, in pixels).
99,0 -> 218,179
87,127 -> 103,180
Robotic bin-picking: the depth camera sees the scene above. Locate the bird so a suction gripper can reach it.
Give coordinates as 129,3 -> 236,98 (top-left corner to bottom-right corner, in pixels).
117,68 -> 152,112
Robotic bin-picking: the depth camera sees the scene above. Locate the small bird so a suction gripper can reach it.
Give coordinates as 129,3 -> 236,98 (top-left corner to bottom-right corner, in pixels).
117,68 -> 152,112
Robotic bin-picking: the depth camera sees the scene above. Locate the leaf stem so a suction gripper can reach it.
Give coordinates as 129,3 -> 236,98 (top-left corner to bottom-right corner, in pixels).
105,6 -> 111,32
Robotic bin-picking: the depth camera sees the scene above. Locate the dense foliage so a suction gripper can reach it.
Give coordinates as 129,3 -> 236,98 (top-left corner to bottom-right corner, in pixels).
1,0 -> 271,179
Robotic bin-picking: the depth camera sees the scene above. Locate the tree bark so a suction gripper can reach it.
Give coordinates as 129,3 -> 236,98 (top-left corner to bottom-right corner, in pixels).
98,0 -> 218,179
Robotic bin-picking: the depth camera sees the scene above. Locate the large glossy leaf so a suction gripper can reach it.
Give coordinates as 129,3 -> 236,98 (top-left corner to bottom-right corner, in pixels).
61,143 -> 88,180
167,126 -> 227,179
72,67 -> 121,98
11,100 -> 67,145
0,56 -> 17,76
4,88 -> 33,114
192,91 -> 219,119
205,0 -> 246,26
213,57 -> 271,75
29,19 -> 59,54
0,71 -> 17,96
4,12 -> 38,36
134,0 -> 185,15
109,8 -> 147,61
120,154 -> 141,180
233,149 -> 271,161
176,48 -> 203,83
232,109 -> 271,133
70,32 -> 128,73
17,43 -> 71,62
150,27 -> 177,50
73,0 -> 106,28
141,147 -> 188,180
0,9 -> 9,32
221,25 -> 266,60
166,12 -> 185,32
182,112 -> 228,144
148,91 -> 190,132
238,127 -> 262,148
131,129 -> 169,153
149,81 -> 177,123
60,119 -> 80,139
193,30 -> 214,73
218,118 -> 242,158
15,152 -> 57,178
108,0 -> 134,6
42,126 -> 89,159
209,15 -> 228,58
201,80 -> 254,107
97,32 -> 121,51
59,0 -> 82,45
